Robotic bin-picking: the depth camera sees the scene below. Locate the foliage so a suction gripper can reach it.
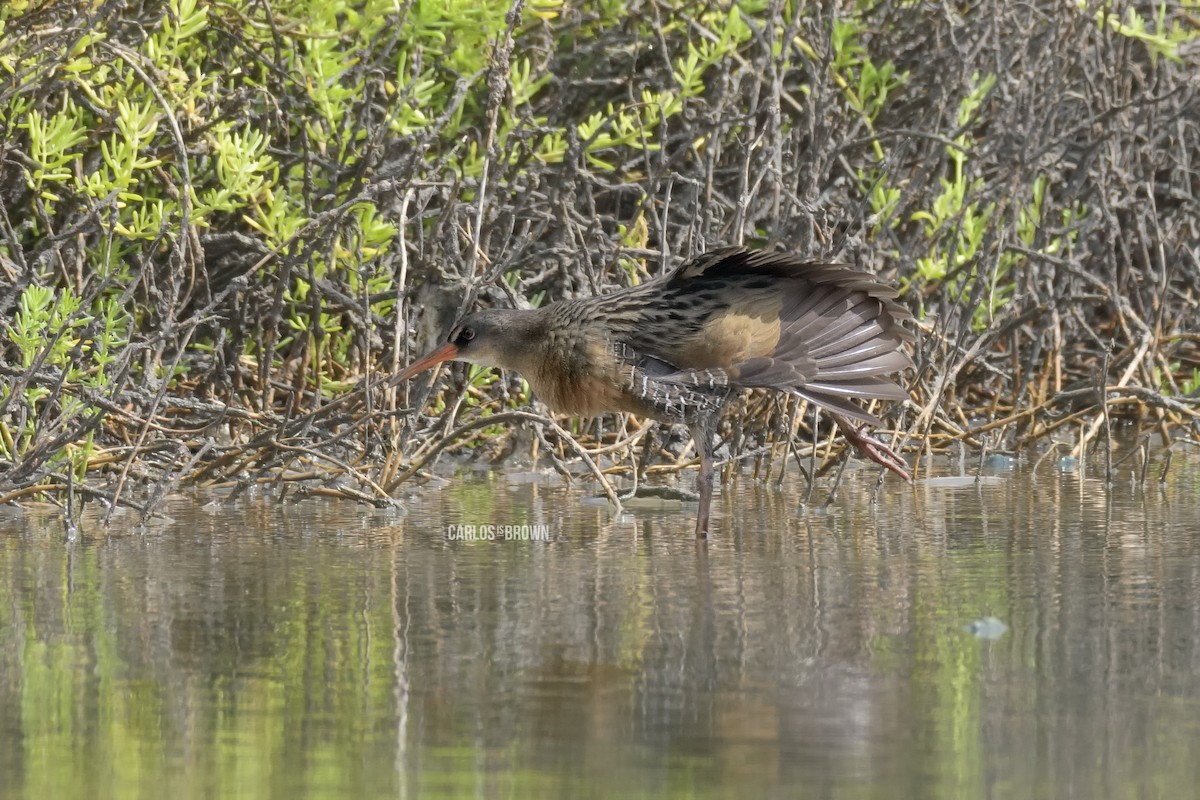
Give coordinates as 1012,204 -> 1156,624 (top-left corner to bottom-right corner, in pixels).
1,0 -> 1198,511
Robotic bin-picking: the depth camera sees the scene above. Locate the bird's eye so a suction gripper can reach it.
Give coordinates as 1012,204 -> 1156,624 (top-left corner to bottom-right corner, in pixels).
455,326 -> 476,345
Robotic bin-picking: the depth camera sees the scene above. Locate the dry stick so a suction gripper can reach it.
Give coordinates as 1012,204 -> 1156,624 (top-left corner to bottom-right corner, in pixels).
379,445 -> 404,491
72,391 -> 256,436
629,425 -> 660,487
384,410 -> 624,514
1115,386 -> 1200,419
457,0 -> 521,319
1100,342 -> 1114,484
583,419 -> 654,458
1023,397 -> 1149,444
139,439 -> 214,524
436,381 -> 527,449
99,41 -> 191,261
777,399 -> 802,488
0,481 -> 151,516
763,398 -> 788,485
955,404 -> 1047,441
0,483 -> 69,506
299,485 -> 390,505
1137,438 -> 1151,487
617,442 -> 641,502
1031,441 -> 1063,475
1078,420 -> 1087,481
803,413 -> 819,506
908,324 -> 993,475
1072,333 -> 1153,461
822,455 -> 850,509
269,442 -> 392,503
104,324 -> 198,524
64,467 -> 78,539
378,188 -> 416,489
532,424 -> 576,485
0,304 -> 57,412
974,432 -> 989,483
1159,450 -> 1173,484
390,188 -> 412,424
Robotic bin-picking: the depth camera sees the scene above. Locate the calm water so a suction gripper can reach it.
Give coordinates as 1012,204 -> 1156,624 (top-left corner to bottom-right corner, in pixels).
3,452 -> 1200,799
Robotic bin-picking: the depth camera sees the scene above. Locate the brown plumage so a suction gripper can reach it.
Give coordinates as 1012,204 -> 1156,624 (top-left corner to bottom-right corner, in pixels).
396,246 -> 914,538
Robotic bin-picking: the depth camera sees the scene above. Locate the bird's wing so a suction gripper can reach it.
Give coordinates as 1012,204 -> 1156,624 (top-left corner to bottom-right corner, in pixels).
667,247 -> 909,308
662,248 -> 913,426
728,284 -> 910,425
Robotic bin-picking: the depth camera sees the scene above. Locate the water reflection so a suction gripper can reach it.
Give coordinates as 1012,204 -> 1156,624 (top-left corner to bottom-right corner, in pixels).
2,454 -> 1199,798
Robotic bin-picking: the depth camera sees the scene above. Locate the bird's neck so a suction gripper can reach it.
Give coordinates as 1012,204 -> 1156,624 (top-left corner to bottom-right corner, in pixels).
493,306 -> 603,415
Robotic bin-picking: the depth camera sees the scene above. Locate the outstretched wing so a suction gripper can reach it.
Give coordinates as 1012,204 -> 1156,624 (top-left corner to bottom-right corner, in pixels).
642,248 -> 914,425
730,281 -> 912,425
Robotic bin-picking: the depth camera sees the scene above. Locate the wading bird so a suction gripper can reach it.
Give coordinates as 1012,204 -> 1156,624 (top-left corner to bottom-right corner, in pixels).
395,247 -> 913,538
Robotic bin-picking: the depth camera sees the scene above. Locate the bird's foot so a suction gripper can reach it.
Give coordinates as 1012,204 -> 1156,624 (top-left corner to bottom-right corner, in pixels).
836,421 -> 912,483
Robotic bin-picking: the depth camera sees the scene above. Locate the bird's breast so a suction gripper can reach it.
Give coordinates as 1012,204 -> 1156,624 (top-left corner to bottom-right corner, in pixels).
524,334 -> 625,417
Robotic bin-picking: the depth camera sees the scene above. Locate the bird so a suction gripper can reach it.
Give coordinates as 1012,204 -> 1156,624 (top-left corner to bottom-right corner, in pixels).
394,246 -> 914,538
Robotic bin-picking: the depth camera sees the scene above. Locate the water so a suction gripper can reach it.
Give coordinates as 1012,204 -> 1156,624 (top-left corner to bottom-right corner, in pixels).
2,454 -> 1200,799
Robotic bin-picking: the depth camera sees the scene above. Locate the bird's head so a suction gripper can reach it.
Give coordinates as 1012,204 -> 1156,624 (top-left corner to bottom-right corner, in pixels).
394,308 -> 543,382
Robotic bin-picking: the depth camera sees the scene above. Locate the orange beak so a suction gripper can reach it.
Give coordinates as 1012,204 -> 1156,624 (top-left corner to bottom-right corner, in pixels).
394,341 -> 459,382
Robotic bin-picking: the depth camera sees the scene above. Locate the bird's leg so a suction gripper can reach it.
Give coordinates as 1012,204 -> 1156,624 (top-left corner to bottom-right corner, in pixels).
636,424 -> 657,485
831,414 -> 912,483
689,421 -> 715,540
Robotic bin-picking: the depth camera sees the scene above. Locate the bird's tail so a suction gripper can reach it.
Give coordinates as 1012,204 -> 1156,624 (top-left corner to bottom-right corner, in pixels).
731,279 -> 914,426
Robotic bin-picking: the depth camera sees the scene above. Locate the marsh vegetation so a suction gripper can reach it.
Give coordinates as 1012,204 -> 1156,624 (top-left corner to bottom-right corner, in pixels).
2,0 -> 1198,516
